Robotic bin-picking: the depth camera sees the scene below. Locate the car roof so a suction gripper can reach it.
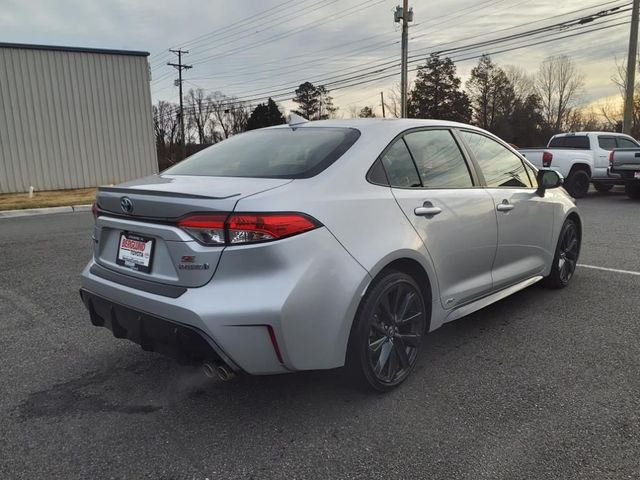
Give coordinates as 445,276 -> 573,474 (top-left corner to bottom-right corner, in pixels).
271,118 -> 484,138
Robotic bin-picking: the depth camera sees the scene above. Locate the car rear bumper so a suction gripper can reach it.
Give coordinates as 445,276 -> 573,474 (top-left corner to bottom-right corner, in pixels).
79,288 -> 236,369
80,227 -> 371,375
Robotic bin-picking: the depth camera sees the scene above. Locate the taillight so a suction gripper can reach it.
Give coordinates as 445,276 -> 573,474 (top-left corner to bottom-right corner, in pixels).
178,214 -> 227,245
178,212 -> 320,246
542,151 -> 553,167
609,151 -> 614,167
91,202 -> 98,219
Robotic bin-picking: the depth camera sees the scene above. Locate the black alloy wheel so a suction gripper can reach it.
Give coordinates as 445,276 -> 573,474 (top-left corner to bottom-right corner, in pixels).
347,271 -> 427,391
543,218 -> 580,289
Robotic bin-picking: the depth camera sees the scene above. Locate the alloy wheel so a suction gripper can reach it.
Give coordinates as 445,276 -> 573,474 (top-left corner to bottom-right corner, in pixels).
558,223 -> 579,283
367,281 -> 425,384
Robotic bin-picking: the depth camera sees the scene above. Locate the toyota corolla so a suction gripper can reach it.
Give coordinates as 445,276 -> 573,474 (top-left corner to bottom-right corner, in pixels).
80,118 -> 581,391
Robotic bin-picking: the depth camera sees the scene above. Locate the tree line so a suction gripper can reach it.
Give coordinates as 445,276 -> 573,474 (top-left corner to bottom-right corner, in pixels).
153,53 -> 640,168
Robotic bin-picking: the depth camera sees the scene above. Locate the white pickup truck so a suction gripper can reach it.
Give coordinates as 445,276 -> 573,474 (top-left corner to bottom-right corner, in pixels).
519,132 -> 639,198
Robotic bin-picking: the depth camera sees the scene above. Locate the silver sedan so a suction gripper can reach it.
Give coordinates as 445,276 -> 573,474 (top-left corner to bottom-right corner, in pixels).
80,118 -> 581,391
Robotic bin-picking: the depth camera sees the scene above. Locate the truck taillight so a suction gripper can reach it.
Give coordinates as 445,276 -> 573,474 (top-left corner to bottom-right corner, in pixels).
609,151 -> 614,167
542,151 -> 553,167
178,213 -> 321,246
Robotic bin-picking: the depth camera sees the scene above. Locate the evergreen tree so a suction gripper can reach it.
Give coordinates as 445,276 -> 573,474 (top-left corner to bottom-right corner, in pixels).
358,106 -> 376,118
246,98 -> 285,130
292,82 -> 338,120
407,54 -> 471,122
466,54 -> 516,136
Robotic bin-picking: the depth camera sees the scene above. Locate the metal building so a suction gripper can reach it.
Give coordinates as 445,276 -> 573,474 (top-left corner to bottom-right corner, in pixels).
0,42 -> 157,193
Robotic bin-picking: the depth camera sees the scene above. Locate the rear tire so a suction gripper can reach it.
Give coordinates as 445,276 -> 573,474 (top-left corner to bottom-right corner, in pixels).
543,218 -> 580,289
625,182 -> 640,200
593,182 -> 613,193
565,169 -> 590,198
346,270 -> 427,392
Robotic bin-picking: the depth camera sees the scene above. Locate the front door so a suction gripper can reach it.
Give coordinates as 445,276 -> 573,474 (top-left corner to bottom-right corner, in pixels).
458,130 -> 555,290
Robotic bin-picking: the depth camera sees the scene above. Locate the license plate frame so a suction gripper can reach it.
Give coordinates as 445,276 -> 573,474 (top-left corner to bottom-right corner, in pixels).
116,232 -> 155,274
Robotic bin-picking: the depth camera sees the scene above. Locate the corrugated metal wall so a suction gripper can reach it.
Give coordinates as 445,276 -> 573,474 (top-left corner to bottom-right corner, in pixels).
0,46 -> 157,193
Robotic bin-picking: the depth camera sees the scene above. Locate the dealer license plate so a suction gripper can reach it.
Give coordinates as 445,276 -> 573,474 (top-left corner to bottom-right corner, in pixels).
116,233 -> 154,273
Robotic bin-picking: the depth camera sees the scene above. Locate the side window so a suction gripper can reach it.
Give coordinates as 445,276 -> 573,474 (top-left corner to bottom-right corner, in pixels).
460,130 -> 534,188
380,139 -> 421,188
616,137 -> 638,148
403,130 -> 473,188
598,136 -> 617,150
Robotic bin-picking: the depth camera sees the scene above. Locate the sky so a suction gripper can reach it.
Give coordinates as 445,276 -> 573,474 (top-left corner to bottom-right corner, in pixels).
0,0 -> 634,117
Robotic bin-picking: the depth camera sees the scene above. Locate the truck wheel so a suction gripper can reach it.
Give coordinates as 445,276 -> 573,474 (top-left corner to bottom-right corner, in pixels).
565,170 -> 590,198
593,182 -> 613,193
625,182 -> 640,200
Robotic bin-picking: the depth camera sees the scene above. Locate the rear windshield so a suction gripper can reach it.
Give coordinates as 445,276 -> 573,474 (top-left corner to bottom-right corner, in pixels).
164,127 -> 360,179
548,136 -> 590,149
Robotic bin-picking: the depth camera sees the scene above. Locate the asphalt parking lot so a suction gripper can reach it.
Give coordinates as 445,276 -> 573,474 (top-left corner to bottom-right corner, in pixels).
1,188 -> 639,480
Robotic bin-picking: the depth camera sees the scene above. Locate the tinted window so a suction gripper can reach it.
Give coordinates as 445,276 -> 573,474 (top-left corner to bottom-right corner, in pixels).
598,136 -> 617,150
164,127 -> 360,178
380,139 -> 421,188
617,137 -> 638,148
548,136 -> 590,149
403,130 -> 473,188
460,130 -> 533,188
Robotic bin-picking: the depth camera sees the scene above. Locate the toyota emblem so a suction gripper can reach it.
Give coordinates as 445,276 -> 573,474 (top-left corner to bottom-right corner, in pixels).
120,197 -> 133,214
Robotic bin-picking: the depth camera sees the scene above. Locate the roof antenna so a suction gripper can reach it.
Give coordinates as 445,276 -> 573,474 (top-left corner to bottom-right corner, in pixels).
287,113 -> 308,127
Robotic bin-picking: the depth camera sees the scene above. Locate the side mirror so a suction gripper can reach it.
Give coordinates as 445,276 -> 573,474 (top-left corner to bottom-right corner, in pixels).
536,169 -> 563,197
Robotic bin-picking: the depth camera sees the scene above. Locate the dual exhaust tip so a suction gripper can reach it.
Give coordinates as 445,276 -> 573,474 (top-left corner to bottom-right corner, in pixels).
202,361 -> 236,382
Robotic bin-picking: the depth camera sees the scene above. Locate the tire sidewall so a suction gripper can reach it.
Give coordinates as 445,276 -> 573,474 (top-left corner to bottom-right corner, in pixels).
568,170 -> 590,198
347,271 -> 426,392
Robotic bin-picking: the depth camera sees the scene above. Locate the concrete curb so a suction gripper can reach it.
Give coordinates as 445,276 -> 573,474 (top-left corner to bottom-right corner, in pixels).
0,204 -> 92,219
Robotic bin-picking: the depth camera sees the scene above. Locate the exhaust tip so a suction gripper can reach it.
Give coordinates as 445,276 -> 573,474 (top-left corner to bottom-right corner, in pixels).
202,362 -> 236,382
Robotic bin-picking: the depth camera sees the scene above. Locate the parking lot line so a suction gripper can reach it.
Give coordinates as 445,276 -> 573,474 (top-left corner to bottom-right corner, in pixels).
578,264 -> 640,276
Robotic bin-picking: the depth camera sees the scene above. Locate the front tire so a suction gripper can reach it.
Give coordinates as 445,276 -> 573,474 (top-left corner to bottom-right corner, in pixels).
565,169 -> 590,198
625,182 -> 640,200
543,218 -> 580,289
346,270 -> 427,392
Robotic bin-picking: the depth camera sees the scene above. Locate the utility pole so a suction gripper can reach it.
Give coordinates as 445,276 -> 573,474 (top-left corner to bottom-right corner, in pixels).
624,0 -> 640,134
395,1 -> 412,118
381,91 -> 386,118
168,49 -> 192,159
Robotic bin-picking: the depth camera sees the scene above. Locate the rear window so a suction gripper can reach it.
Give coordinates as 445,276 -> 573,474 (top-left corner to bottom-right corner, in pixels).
164,127 -> 360,179
548,136 -> 590,149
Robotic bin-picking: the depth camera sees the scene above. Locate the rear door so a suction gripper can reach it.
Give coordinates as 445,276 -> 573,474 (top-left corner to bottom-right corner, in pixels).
382,129 -> 498,309
458,130 -> 554,290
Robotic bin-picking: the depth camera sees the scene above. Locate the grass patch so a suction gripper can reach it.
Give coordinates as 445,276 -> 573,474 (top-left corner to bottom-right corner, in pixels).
0,188 -> 97,211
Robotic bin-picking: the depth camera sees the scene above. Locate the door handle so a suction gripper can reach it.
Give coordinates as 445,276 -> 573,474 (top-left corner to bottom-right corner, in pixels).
414,201 -> 442,217
496,201 -> 515,212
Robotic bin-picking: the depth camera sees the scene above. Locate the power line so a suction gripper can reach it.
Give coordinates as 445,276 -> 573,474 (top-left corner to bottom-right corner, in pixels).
174,8 -> 629,107
154,17 -> 629,122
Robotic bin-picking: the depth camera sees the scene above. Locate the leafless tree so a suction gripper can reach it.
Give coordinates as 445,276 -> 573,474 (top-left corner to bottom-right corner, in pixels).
152,101 -> 181,169
504,65 -> 535,101
209,92 -> 250,140
535,55 -> 584,132
185,88 -> 215,144
384,82 -> 402,118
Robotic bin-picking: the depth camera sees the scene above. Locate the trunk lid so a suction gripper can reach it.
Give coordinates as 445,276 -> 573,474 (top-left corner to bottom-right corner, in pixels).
93,174 -> 292,288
